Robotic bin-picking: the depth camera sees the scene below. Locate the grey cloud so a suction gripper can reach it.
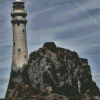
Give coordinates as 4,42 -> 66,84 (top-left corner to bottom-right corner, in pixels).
28,1 -> 99,32
92,73 -> 100,88
0,68 -> 10,74
26,0 -> 87,23
87,8 -> 100,16
0,77 -> 8,84
26,0 -> 73,11
0,83 -> 8,98
55,21 -> 100,41
84,46 -> 100,56
50,8 -> 98,27
0,1 -> 7,3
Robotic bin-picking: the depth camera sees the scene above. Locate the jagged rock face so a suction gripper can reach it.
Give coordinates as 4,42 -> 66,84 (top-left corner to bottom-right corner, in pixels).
5,42 -> 100,100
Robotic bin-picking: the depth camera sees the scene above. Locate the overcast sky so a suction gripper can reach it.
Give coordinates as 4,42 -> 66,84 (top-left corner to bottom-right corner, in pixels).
0,0 -> 100,98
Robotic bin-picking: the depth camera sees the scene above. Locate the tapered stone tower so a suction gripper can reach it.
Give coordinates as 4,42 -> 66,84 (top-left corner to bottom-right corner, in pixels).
5,0 -> 28,97
11,0 -> 28,70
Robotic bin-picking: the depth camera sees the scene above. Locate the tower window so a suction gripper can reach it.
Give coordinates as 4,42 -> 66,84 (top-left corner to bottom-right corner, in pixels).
23,29 -> 25,33
14,43 -> 15,46
18,49 -> 21,52
24,55 -> 26,58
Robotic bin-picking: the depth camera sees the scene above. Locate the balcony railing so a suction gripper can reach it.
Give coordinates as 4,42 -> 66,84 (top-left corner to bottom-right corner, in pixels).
11,10 -> 27,17
11,9 -> 27,13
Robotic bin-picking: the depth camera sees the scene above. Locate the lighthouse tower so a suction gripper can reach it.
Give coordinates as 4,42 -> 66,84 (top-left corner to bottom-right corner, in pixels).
11,0 -> 28,70
5,0 -> 28,97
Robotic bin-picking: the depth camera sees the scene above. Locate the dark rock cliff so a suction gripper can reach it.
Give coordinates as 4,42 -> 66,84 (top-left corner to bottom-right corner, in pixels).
5,42 -> 100,100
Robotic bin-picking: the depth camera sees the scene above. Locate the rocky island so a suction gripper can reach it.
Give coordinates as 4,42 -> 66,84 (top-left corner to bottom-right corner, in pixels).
4,42 -> 100,100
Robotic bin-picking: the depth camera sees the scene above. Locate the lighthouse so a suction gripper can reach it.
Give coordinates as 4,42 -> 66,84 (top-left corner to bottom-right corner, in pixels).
5,0 -> 28,97
11,0 -> 28,70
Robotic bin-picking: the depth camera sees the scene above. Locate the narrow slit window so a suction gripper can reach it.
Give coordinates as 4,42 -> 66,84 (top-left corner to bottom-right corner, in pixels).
14,43 -> 15,46
18,49 -> 21,52
23,29 -> 25,33
24,55 -> 26,58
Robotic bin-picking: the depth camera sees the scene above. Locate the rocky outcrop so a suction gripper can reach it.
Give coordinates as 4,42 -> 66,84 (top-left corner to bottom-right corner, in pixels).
5,42 -> 100,100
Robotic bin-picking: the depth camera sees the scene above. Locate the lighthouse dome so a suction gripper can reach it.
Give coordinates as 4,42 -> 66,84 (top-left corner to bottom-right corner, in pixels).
16,0 -> 21,1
